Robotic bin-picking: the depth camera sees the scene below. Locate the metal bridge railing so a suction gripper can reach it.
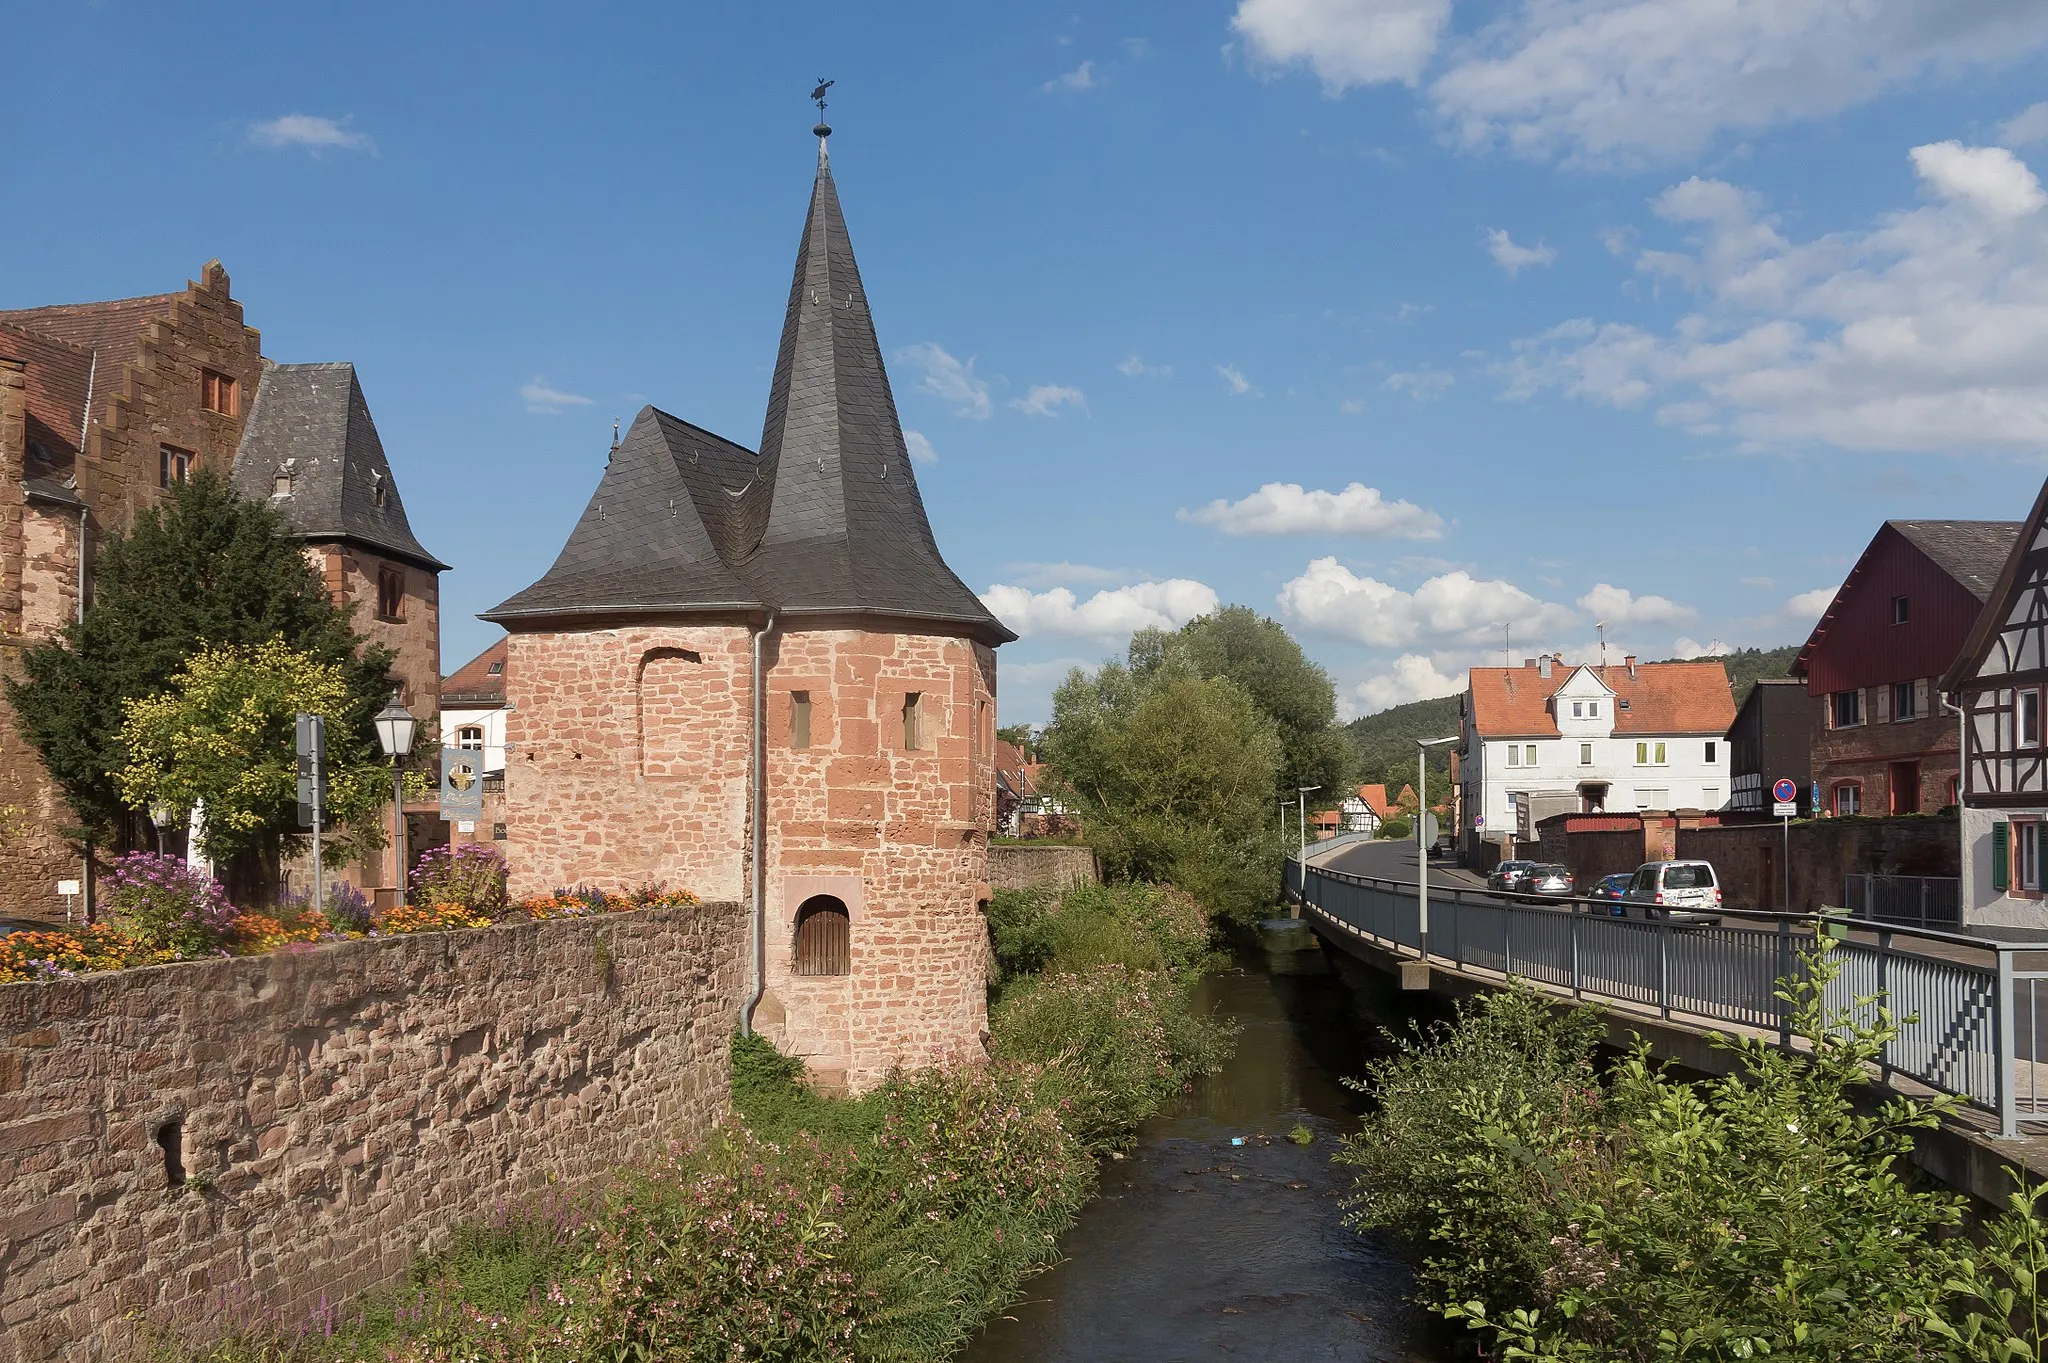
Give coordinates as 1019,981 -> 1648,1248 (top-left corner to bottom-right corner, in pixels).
1289,855 -> 2047,1138
1841,873 -> 1962,931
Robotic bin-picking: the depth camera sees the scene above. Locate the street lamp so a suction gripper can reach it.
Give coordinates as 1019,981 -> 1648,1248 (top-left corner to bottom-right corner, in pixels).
374,697 -> 419,907
148,801 -> 178,858
1296,785 -> 1322,863
1415,737 -> 1460,964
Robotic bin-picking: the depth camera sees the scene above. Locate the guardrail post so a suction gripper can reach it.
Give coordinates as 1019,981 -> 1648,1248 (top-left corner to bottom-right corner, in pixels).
1657,918 -> 1671,1020
1877,928 -> 1892,1083
1776,915 -> 1792,1049
1570,907 -> 1582,1000
1504,907 -> 1515,978
1998,947 -> 2019,1139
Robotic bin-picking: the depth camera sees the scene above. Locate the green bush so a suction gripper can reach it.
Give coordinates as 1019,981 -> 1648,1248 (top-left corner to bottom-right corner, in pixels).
1345,950 -> 2048,1362
992,963 -> 1230,1152
987,880 -> 1214,988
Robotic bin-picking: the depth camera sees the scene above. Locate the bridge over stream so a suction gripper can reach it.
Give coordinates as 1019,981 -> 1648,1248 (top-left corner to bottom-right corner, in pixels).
1286,835 -> 2048,1204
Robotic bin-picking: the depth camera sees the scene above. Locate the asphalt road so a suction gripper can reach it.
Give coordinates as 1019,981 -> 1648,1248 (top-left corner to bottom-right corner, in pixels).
1318,837 -> 1488,894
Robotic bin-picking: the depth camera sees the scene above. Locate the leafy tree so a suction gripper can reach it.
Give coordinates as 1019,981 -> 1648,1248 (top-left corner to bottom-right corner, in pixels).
5,470 -> 395,856
1132,605 -> 1349,801
118,641 -> 391,869
995,723 -> 1036,759
1040,661 -> 1282,926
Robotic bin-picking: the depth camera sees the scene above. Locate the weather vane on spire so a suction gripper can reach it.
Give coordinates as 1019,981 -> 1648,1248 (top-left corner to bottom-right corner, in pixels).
812,78 -> 834,139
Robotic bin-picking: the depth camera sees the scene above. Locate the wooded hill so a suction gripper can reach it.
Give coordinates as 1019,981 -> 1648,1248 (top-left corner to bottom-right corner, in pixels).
1342,645 -> 1804,795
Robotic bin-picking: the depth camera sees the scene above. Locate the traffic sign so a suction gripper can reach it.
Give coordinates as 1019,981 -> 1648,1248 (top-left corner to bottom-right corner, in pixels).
1772,778 -> 1798,804
1773,801 -> 1798,818
1420,813 -> 1440,845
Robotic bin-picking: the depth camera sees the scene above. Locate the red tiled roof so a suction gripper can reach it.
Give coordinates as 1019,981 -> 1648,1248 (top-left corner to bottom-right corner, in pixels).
1468,661 -> 1735,737
0,323 -> 94,460
441,638 -> 508,707
1356,783 -> 1388,815
0,292 -> 181,366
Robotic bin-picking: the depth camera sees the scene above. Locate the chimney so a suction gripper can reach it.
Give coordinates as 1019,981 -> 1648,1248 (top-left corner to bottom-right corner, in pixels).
1523,657 -> 1537,669
1625,654 -> 1637,678
1539,654 -> 1554,679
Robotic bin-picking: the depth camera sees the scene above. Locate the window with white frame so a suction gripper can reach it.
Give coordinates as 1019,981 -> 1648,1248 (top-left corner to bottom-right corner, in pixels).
1525,744 -> 1537,766
1635,741 -> 1669,766
1506,745 -> 1520,767
1833,783 -> 1861,817
1588,701 -> 1598,718
1704,741 -> 1717,763
1572,701 -> 1583,718
456,726 -> 484,751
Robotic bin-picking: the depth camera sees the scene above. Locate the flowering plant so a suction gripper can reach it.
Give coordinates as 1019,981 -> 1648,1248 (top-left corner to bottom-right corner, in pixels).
101,852 -> 240,958
517,883 -> 699,920
374,901 -> 494,935
227,911 -> 326,954
0,924 -> 167,983
409,844 -> 510,918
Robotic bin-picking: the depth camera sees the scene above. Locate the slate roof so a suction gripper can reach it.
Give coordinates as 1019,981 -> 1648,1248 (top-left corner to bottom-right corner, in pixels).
1469,662 -> 1736,738
1889,520 -> 2021,603
230,362 -> 448,571
442,637 -> 509,708
485,139 -> 1013,645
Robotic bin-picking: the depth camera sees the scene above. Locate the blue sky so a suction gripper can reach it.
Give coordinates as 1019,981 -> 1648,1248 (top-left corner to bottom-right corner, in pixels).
11,2 -> 2048,724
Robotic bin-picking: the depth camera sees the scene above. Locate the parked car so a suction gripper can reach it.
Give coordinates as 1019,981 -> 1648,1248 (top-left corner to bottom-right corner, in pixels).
1586,873 -> 1633,914
1620,860 -> 1723,923
1524,864 -> 1575,897
1487,860 -> 1540,893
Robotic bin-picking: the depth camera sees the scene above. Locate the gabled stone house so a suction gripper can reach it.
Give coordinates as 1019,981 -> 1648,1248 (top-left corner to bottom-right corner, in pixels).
486,128 -> 1012,1092
0,265 -> 440,919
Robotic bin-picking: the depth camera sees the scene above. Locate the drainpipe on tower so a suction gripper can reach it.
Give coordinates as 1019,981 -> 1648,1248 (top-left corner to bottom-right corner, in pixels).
741,609 -> 778,1036
77,351 -> 96,922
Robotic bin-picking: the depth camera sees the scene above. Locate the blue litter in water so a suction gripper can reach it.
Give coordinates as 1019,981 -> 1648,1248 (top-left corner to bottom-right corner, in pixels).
1229,1136 -> 1245,1146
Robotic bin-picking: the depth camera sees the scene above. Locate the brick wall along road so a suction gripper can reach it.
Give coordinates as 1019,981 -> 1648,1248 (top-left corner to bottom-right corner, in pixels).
0,902 -> 745,1363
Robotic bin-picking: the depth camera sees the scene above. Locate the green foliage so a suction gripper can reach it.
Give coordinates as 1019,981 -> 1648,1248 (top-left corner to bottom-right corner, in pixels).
1134,605 -> 1350,799
986,881 -> 1214,987
1041,663 -> 1283,927
995,723 -> 1036,759
6,470 -> 395,850
1658,644 -> 1802,710
118,640 -> 392,868
1346,950 -> 2048,1362
1378,814 -> 1413,841
1343,692 -> 1461,793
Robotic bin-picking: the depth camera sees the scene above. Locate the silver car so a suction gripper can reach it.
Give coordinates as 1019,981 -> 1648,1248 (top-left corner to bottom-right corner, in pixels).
1620,860 -> 1722,923
1523,864 -> 1575,897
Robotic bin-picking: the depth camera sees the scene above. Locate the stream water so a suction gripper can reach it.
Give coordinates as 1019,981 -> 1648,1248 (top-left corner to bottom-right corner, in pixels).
962,958 -> 1443,1363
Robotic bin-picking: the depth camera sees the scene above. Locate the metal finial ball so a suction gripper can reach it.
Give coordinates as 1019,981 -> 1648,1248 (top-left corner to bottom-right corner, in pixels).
813,122 -> 832,138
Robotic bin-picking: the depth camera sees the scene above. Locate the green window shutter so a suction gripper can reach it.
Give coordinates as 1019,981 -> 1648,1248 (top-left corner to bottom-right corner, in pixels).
1994,820 -> 2011,892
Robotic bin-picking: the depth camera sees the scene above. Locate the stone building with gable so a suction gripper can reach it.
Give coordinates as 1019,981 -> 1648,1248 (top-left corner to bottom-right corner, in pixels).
485,127 -> 1012,1091
0,264 -> 440,918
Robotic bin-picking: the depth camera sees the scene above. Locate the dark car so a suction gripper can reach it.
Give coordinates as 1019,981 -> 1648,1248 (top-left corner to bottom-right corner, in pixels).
1523,864 -> 1574,897
1487,860 -> 1539,893
1586,873 -> 1633,914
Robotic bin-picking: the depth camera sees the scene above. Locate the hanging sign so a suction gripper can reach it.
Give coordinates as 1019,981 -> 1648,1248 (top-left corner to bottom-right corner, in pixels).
440,747 -> 485,821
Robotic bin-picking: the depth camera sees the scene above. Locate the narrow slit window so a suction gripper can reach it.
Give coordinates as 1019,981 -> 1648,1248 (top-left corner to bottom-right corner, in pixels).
902,692 -> 923,751
376,566 -> 405,621
792,896 -> 850,976
790,691 -> 812,750
156,1120 -> 186,1187
2022,691 -> 2041,748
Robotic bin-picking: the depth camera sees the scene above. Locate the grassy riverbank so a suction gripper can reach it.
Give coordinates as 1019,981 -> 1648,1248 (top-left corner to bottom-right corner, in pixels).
136,882 -> 1232,1363
1339,947 -> 2048,1361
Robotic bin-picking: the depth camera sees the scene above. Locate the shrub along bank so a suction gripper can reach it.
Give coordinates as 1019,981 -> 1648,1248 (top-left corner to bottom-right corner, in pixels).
1339,948 -> 2048,1362
136,880 -> 1232,1363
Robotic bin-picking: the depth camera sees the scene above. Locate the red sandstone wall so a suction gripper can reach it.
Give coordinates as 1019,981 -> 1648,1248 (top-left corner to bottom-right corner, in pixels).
503,622 -> 994,1093
0,902 -> 745,1363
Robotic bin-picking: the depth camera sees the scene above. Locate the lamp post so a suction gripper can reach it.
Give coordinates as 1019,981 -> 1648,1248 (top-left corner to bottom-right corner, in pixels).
148,801 -> 177,859
1416,736 -> 1460,962
374,698 -> 419,908
1296,785 -> 1322,863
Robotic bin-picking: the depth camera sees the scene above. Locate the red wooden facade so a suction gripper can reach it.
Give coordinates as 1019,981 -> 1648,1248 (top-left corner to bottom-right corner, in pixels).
1797,525 -> 1989,695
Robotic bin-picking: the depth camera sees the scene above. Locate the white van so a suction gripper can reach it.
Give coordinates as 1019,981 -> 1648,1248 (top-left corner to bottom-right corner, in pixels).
1621,861 -> 1722,921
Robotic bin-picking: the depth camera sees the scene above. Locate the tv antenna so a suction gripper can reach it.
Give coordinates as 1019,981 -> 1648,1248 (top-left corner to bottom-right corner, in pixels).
1596,620 -> 1608,668
1501,622 -> 1512,668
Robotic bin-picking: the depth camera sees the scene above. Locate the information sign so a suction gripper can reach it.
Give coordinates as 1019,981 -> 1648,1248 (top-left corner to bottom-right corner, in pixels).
1773,801 -> 1798,818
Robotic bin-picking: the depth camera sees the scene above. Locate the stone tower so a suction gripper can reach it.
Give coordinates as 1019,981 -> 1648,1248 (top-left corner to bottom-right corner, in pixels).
486,129 -> 1013,1091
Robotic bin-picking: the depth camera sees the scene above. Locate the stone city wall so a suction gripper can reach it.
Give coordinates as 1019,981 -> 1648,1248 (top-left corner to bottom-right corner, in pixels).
987,843 -> 1099,892
0,900 -> 745,1363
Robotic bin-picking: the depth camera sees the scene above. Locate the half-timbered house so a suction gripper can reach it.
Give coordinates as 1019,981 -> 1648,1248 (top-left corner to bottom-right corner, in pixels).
1944,477 -> 2048,927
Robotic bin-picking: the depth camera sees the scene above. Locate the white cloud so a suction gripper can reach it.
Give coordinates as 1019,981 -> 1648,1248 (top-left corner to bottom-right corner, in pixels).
1045,60 -> 1097,92
1001,561 -> 1133,589
1232,0 -> 2048,166
2004,102 -> 2048,148
1577,582 -> 1698,627
1012,384 -> 1087,417
1117,354 -> 1171,378
1785,586 -> 1839,620
247,113 -> 376,154
1485,227 -> 1557,274
1232,0 -> 1451,89
981,579 -> 1219,640
521,378 -> 593,415
1386,368 -> 1454,400
1278,557 -> 1578,649
1500,142 -> 2048,454
1909,140 -> 2047,219
1216,364 -> 1261,396
904,430 -> 938,465
1178,481 -> 1445,539
1348,654 -> 1466,716
894,343 -> 992,419
1670,636 -> 1733,660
